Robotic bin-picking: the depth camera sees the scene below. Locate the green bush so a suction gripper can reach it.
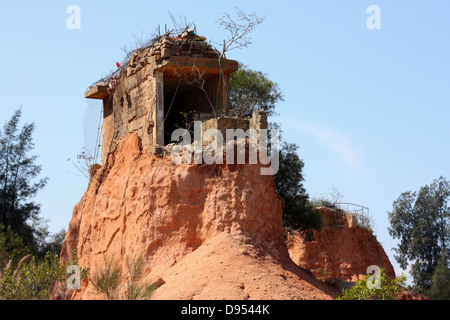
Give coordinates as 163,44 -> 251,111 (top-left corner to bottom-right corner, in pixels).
91,256 -> 121,300
337,268 -> 406,300
51,249 -> 88,300
0,249 -> 87,300
91,254 -> 156,300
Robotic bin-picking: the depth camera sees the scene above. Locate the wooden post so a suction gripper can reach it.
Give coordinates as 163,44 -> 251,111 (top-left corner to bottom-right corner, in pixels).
222,73 -> 230,114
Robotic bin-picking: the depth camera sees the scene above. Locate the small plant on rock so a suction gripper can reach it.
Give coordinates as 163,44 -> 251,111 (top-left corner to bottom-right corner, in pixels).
91,254 -> 156,300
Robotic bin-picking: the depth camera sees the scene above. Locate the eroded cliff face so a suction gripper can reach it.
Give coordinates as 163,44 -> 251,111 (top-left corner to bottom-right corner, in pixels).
61,133 -> 336,300
288,207 -> 396,282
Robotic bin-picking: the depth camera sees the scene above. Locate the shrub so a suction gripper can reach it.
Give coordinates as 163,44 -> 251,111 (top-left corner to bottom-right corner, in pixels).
337,268 -> 406,300
356,211 -> 375,235
0,250 -> 86,300
91,254 -> 156,300
310,188 -> 344,211
52,249 -> 88,300
123,255 -> 156,300
91,256 -> 121,300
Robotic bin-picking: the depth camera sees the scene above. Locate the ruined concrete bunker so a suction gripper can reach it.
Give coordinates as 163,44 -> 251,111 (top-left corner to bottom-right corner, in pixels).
85,30 -> 267,164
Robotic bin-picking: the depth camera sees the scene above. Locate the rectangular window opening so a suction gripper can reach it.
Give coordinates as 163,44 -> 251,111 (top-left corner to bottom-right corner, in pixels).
163,73 -> 222,146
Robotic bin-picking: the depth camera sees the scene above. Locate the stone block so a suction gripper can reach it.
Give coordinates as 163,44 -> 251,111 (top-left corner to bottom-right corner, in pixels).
164,37 -> 177,46
161,48 -> 175,59
127,67 -> 136,77
142,47 -> 150,56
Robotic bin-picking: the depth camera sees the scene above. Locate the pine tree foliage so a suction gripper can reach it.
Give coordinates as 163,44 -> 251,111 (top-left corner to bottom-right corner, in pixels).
0,108 -> 48,255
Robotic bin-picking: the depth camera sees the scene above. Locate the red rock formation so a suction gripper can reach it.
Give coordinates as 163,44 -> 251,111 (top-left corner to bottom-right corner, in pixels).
61,133 -> 337,300
397,290 -> 430,300
288,207 -> 396,282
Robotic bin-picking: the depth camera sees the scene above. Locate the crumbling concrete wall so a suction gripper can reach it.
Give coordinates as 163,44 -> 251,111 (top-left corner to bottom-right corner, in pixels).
101,60 -> 158,164
249,111 -> 268,133
201,111 -> 268,148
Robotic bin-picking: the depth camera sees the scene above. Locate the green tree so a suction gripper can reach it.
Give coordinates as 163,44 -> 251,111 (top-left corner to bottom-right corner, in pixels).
0,108 -> 48,256
0,223 -> 30,263
274,141 -> 321,238
229,63 -> 283,117
388,176 -> 449,292
229,66 -> 320,237
428,249 -> 450,300
40,228 -> 66,257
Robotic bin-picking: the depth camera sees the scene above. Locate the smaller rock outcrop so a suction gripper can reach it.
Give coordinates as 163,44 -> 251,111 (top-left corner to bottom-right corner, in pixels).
288,207 -> 395,282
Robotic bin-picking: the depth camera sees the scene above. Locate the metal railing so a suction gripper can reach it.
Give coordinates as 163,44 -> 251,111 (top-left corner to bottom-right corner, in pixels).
335,203 -> 372,230
335,202 -> 369,216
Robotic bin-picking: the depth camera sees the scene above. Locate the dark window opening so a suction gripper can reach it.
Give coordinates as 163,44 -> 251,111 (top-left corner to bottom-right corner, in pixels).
163,74 -> 221,146
126,93 -> 132,108
103,95 -> 114,117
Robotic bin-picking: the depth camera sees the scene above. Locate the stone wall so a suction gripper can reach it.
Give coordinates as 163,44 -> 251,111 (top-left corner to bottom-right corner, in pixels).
201,111 -> 268,148
101,61 -> 158,164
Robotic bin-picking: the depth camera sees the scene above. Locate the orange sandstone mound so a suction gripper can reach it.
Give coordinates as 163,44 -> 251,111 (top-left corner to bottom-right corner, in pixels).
60,133 -> 337,300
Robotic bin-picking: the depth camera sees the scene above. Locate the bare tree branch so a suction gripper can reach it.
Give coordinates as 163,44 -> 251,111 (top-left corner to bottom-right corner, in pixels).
216,7 -> 265,56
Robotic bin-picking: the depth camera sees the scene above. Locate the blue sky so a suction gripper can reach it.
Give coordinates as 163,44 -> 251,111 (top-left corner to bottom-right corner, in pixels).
1,0 -> 449,280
